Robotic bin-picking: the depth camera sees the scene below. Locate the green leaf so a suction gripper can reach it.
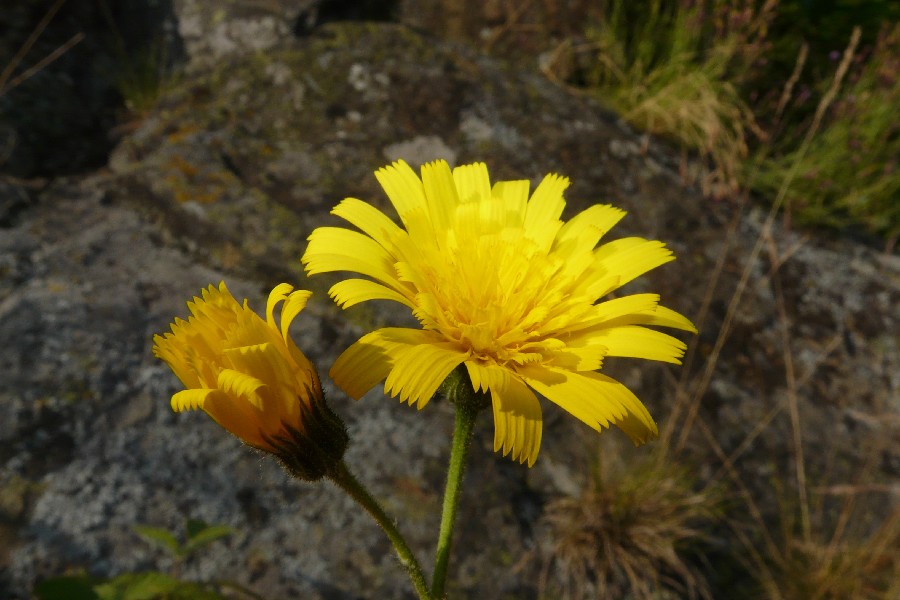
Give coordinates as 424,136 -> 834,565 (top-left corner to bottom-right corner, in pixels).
132,525 -> 181,556
183,524 -> 234,556
185,518 -> 210,540
94,572 -> 181,600
33,575 -> 101,600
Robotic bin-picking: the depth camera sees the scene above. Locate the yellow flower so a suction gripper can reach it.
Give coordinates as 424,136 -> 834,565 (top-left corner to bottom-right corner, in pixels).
153,282 -> 347,479
302,160 -> 696,466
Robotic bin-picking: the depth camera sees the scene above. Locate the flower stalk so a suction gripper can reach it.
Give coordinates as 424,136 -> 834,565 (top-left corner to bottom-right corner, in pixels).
328,460 -> 432,600
431,368 -> 489,598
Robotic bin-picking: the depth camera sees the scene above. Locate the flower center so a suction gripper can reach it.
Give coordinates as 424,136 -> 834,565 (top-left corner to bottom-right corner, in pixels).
413,229 -> 562,366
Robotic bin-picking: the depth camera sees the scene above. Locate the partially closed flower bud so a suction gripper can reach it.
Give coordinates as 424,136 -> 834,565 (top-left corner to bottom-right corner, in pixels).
152,282 -> 348,480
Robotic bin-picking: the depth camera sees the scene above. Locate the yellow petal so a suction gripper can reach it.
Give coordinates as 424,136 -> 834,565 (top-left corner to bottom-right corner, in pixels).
421,160 -> 459,233
524,173 -> 568,249
588,325 -> 688,364
384,340 -> 467,409
303,227 -> 400,286
224,309 -> 279,350
633,305 -> 698,333
519,365 -> 626,431
330,328 -> 429,399
195,282 -> 240,318
584,304 -> 697,333
521,366 -> 658,444
545,343 -> 607,371
554,204 -> 626,251
468,363 -> 544,466
555,293 -> 660,334
491,179 -> 530,225
216,368 -> 268,409
395,207 -> 439,253
374,160 -> 427,225
266,283 -> 295,327
329,279 -> 415,309
452,162 -> 491,204
331,197 -> 405,250
171,388 -> 223,412
222,344 -> 295,398
465,360 -> 510,393
279,289 -> 312,340
200,390 -> 268,449
153,334 -> 202,389
524,173 -> 568,229
592,238 -> 675,293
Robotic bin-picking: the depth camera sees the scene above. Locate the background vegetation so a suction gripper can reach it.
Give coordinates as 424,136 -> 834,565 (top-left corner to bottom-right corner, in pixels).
479,0 -> 899,245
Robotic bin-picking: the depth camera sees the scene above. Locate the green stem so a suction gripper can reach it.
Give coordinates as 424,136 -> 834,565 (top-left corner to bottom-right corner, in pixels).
431,401 -> 479,599
329,460 -> 432,600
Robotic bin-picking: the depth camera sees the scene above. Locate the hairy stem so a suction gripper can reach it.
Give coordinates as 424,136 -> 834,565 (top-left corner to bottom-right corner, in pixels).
329,461 -> 432,599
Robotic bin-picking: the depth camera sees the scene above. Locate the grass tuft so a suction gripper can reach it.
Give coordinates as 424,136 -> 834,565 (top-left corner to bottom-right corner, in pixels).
745,491 -> 899,600
570,0 -> 772,198
537,451 -> 719,600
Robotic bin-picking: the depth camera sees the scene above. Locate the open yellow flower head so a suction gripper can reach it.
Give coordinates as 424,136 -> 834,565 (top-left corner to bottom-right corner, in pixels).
302,160 -> 696,467
152,282 -> 348,480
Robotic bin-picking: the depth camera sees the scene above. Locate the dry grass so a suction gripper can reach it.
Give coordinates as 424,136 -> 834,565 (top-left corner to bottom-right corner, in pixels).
0,0 -> 82,100
746,485 -> 900,600
0,0 -> 82,174
726,224 -> 900,600
537,453 -> 719,600
537,0 -> 773,197
616,64 -> 757,198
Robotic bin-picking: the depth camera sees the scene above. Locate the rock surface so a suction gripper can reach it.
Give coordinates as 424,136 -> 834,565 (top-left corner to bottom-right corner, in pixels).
1,11 -> 897,600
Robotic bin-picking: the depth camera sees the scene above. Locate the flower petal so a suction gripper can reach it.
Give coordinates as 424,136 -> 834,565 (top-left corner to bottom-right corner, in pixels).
587,325 -> 688,363
200,390 -> 269,449
469,363 -> 543,466
303,227 -> 401,286
554,204 -> 626,251
491,179 -> 530,225
520,366 -> 658,444
421,160 -> 459,233
612,304 -> 698,332
280,289 -> 312,340
222,344 -> 294,400
549,293 -> 661,334
384,340 -> 468,409
266,283 -> 295,327
171,388 -> 222,412
330,328 -> 440,400
172,387 -> 269,449
329,279 -> 415,309
153,334 -> 201,388
453,162 -> 492,204
217,368 -> 268,409
331,197 -> 405,250
374,160 -> 427,225
591,238 -> 675,293
331,330 -> 403,400
524,173 -> 568,230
